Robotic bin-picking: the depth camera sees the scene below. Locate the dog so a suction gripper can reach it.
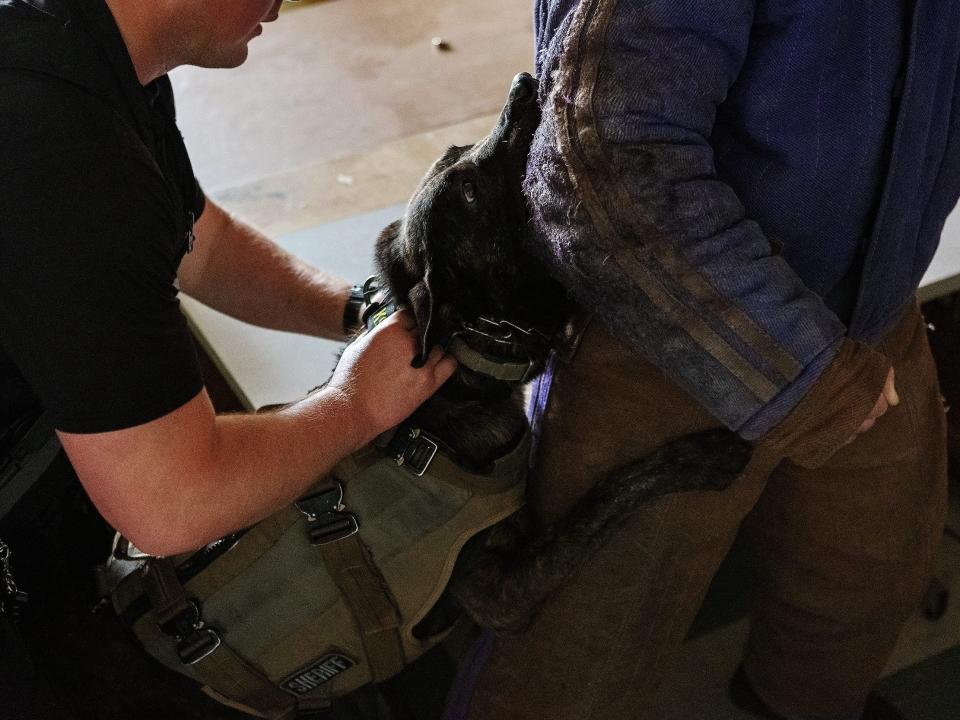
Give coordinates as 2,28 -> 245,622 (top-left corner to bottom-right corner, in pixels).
78,74 -> 750,720
371,72 -> 752,635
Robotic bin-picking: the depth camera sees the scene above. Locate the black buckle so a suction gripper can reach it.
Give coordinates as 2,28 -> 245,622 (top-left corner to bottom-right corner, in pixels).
461,317 -> 550,354
386,427 -> 438,477
159,599 -> 222,665
296,482 -> 360,546
297,483 -> 345,520
177,627 -> 222,665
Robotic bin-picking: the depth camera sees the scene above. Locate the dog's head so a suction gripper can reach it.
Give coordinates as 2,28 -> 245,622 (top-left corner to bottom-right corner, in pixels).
375,73 -> 566,383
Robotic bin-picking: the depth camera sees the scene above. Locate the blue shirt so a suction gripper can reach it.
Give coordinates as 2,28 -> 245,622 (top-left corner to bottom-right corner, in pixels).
525,0 -> 960,438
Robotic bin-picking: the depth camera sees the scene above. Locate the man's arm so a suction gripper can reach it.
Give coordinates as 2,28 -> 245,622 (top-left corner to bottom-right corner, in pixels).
528,0 -> 892,465
0,131 -> 456,557
177,198 -> 353,340
58,312 -> 456,557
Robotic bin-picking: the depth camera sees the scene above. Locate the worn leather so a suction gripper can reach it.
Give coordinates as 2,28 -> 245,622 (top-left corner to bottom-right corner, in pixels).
465,302 -> 947,720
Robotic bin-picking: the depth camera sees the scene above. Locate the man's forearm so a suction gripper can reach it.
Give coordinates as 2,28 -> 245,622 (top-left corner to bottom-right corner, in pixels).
178,199 -> 352,340
157,389 -> 370,554
66,387 -> 373,557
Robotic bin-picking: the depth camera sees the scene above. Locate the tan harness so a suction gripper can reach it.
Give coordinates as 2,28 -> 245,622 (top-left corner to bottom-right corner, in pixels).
107,425 -> 529,718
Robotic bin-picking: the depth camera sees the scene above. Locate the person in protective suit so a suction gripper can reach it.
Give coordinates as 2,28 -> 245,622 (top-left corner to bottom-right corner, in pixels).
453,2 -> 954,720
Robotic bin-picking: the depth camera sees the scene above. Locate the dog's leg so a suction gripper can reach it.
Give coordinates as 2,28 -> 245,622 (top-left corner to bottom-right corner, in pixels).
450,428 -> 752,635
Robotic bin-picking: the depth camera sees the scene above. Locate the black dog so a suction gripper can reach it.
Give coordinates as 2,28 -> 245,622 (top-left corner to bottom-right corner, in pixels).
373,73 -> 751,635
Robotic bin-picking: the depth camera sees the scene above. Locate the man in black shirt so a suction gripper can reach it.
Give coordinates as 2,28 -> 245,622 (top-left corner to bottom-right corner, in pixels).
0,0 -> 455,714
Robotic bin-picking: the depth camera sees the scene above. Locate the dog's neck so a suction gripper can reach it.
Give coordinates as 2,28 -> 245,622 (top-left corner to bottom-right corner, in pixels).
408,366 -> 531,470
374,272 -> 566,469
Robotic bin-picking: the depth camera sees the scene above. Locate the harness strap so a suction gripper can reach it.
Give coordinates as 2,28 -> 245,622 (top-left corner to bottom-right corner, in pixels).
421,431 -> 531,494
143,558 -> 299,720
372,426 -> 531,494
317,535 -> 406,682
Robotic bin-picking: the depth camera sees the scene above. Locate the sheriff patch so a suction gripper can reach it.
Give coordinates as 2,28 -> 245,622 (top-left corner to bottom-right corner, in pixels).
281,653 -> 355,695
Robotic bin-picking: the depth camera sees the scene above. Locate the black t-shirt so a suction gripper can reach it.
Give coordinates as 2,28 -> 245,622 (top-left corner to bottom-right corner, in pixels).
0,0 -> 206,433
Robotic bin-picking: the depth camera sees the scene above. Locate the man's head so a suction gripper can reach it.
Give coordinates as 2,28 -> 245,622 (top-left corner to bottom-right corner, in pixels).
169,0 -> 285,69
105,0 -> 286,83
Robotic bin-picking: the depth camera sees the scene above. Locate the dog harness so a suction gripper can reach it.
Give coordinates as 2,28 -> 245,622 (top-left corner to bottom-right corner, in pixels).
105,285 -> 536,718
106,421 -> 529,718
103,278 -> 545,720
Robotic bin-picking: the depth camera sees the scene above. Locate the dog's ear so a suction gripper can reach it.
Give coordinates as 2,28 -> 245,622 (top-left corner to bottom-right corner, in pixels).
407,270 -> 437,367
379,218 -> 402,242
374,219 -> 404,278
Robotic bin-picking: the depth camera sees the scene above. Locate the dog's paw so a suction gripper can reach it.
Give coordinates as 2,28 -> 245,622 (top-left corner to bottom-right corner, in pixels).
450,551 -> 535,635
644,428 -> 752,493
482,509 -> 530,553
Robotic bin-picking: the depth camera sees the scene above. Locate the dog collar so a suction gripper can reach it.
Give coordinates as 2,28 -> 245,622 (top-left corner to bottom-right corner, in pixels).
445,317 -> 551,383
446,337 -> 535,383
357,275 -> 552,384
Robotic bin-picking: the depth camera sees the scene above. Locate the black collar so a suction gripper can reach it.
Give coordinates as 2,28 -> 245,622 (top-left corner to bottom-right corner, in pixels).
445,317 -> 552,383
360,276 -> 554,384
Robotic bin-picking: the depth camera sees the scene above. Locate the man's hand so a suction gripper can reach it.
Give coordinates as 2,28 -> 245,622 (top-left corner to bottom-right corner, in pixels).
327,309 -> 457,439
847,367 -> 899,443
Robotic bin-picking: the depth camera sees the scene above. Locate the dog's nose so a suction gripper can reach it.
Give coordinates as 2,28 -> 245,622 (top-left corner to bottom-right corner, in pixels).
510,72 -> 537,105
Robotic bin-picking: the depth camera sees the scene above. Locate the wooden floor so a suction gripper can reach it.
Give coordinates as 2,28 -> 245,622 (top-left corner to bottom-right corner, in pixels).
170,1 -> 960,717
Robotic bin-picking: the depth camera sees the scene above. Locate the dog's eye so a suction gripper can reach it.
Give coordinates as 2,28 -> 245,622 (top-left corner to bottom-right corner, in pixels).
462,181 -> 476,203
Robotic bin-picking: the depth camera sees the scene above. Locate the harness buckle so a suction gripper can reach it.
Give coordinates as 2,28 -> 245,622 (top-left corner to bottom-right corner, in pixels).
296,482 -> 361,546
306,513 -> 360,545
159,599 -> 223,665
296,483 -> 345,520
178,627 -> 222,665
388,427 -> 439,477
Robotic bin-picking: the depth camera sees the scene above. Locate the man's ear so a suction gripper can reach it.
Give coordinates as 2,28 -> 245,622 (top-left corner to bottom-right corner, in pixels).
407,270 -> 436,367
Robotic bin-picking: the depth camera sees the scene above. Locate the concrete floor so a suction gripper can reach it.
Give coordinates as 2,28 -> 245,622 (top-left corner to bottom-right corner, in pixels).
172,0 -> 534,194
170,1 -> 960,716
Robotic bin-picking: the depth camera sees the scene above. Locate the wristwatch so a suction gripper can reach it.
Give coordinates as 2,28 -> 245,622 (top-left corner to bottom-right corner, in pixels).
342,285 -> 366,336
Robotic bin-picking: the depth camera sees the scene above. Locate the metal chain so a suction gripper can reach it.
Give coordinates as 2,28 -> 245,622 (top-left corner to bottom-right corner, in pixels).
0,537 -> 29,619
